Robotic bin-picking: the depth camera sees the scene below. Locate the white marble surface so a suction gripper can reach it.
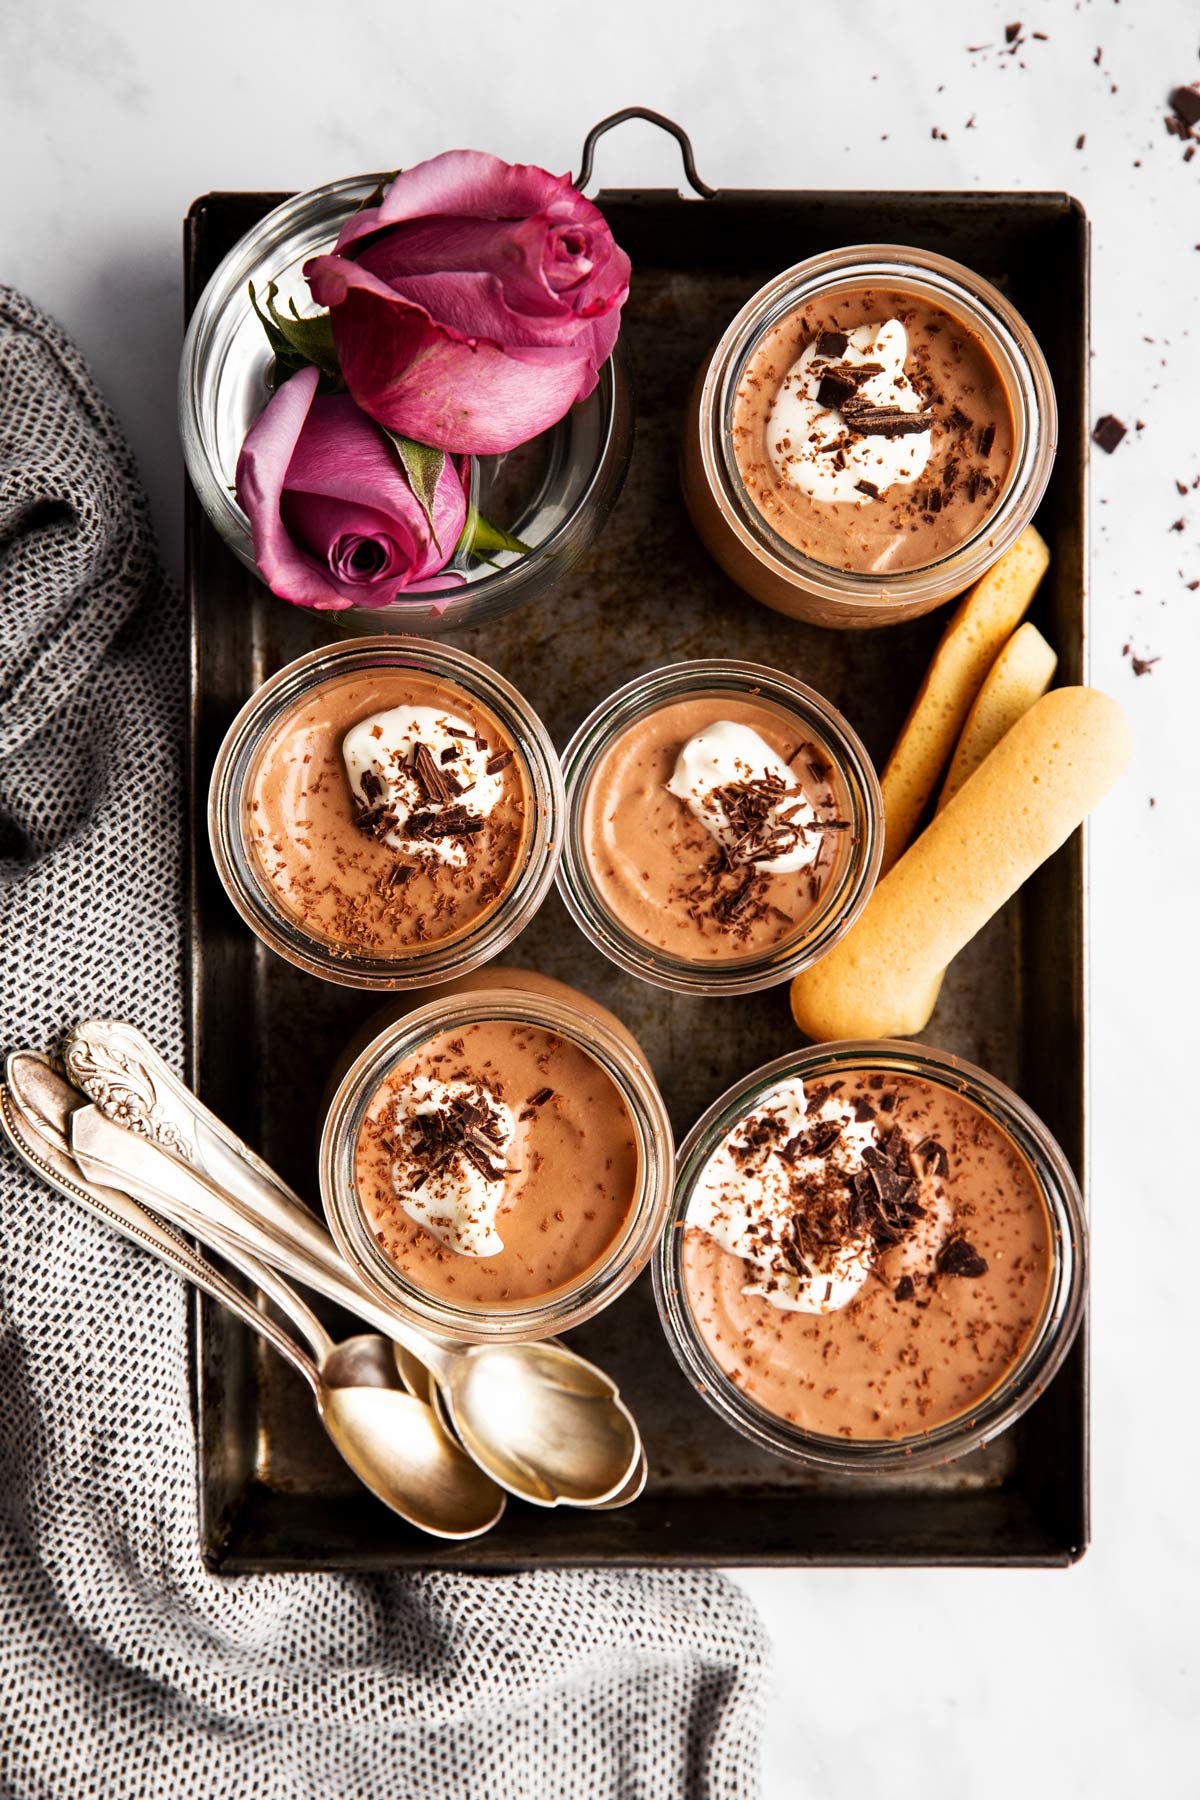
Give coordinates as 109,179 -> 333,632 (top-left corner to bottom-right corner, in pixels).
1,0 -> 1196,1793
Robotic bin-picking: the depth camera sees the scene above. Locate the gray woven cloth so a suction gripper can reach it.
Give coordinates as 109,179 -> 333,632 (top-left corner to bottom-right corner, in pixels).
0,288 -> 769,1800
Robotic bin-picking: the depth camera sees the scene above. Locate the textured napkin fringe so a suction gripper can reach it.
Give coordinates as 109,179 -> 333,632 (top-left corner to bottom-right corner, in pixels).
0,286 -> 769,1800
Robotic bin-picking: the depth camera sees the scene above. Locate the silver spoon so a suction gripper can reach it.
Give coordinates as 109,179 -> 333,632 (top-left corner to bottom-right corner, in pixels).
66,1105 -> 643,1507
419,1360 -> 650,1511
8,1051 -> 441,1422
52,1030 -> 645,1507
0,1085 -> 504,1540
51,1077 -> 642,1508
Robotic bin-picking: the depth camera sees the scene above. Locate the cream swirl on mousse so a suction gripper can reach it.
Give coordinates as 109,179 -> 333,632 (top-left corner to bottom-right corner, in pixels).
388,1074 -> 517,1257
687,1075 -> 933,1314
765,319 -> 934,507
343,704 -> 511,867
666,720 -> 823,876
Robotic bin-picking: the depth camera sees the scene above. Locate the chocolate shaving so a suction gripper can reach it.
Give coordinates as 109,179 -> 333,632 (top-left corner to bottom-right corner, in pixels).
411,742 -> 461,805
855,479 -> 881,500
485,749 -> 514,775
816,360 -> 884,410
780,1120 -> 844,1163
359,767 -> 383,805
525,1087 -> 554,1107
936,1236 -> 989,1279
978,423 -> 996,458
840,400 -> 936,438
894,1275 -> 916,1302
915,1137 -> 949,1176
440,745 -> 460,764
813,330 -> 848,358
356,806 -> 399,842
406,805 -> 485,839
403,1090 -> 512,1189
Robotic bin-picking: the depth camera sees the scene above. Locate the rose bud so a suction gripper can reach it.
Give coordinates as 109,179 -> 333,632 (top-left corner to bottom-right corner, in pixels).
304,149 -> 630,455
235,366 -> 467,610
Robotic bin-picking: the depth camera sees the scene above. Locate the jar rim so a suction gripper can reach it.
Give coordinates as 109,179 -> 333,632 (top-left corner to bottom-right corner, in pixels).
556,658 -> 883,996
697,243 -> 1058,611
206,635 -> 564,989
319,985 -> 676,1342
654,1038 -> 1087,1472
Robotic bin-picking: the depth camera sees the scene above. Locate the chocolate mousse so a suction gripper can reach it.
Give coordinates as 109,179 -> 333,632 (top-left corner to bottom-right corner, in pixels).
680,1068 -> 1051,1439
247,668 -> 529,958
355,1019 -> 640,1305
732,290 -> 1015,574
583,695 -> 853,961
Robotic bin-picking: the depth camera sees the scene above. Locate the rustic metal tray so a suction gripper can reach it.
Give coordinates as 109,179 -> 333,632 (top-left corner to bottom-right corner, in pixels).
185,124 -> 1089,1569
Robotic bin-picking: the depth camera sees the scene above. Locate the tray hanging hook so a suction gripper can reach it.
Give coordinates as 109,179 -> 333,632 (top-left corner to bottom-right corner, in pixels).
575,108 -> 716,199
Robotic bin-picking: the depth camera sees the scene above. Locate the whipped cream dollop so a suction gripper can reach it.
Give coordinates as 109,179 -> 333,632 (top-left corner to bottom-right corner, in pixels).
688,1076 -> 916,1313
391,1075 -> 516,1257
342,704 -> 508,866
666,720 -> 821,874
766,319 -> 933,506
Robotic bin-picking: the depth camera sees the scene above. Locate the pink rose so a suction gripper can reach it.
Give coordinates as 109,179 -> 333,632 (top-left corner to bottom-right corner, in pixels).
235,366 -> 467,610
304,150 -> 630,455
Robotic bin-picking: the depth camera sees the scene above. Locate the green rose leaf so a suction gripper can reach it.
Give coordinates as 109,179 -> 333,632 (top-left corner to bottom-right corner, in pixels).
383,431 -> 448,552
456,504 -> 532,563
249,281 -> 340,381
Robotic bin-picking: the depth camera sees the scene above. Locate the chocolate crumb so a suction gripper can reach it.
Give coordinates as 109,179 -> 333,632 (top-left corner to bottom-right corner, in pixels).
894,1275 -> 916,1302
1092,414 -> 1127,454
1005,21 -> 1021,42
936,1237 -> 989,1279
1170,84 -> 1200,129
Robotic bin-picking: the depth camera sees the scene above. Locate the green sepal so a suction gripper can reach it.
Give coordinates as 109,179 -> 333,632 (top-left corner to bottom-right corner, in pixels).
383,431 -> 448,551
456,504 -> 532,563
357,170 -> 399,213
249,280 -> 340,382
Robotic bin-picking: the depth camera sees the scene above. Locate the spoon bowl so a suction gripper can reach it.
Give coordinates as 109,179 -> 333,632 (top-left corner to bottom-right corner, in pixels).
440,1340 -> 641,1507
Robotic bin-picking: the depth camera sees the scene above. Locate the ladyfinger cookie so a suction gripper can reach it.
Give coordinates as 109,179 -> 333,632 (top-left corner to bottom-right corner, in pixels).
938,622 -> 1058,810
790,687 -> 1131,1042
879,525 -> 1050,875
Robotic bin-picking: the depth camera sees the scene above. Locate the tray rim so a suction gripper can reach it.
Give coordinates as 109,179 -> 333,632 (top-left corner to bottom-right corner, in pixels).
184,179 -> 1091,1571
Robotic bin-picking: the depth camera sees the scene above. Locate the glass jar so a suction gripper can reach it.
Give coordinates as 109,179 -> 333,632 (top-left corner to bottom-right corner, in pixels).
655,1040 -> 1087,1473
319,977 -> 675,1343
681,244 -> 1057,629
179,175 -> 633,636
207,637 -> 563,988
556,659 -> 882,996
